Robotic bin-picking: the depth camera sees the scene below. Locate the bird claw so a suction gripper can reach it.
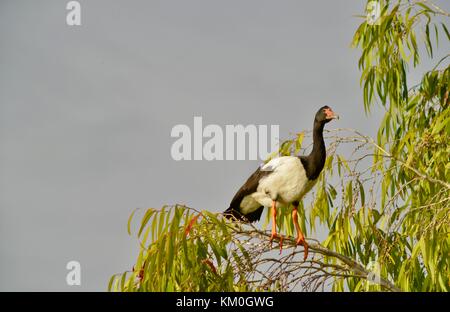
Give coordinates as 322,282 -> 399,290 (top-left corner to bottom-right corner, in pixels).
269,233 -> 284,254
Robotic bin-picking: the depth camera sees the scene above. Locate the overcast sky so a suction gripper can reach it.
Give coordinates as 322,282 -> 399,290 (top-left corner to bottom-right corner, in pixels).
1,0 -> 448,291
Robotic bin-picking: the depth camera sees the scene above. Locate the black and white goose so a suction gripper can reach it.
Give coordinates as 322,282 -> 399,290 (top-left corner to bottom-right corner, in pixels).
224,106 -> 338,259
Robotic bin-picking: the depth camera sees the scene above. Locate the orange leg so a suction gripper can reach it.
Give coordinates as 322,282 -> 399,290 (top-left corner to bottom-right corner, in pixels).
269,200 -> 284,254
292,205 -> 308,260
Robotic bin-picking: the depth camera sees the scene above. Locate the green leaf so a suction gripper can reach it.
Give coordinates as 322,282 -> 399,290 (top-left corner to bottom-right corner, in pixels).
127,208 -> 139,236
120,272 -> 128,291
425,23 -> 433,57
357,180 -> 365,207
108,274 -> 118,292
415,2 -> 434,13
167,231 -> 175,275
442,23 -> 450,41
157,208 -> 166,238
138,209 -> 155,237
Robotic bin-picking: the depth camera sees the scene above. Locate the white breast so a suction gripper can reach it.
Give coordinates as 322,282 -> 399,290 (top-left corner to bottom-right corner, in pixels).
238,156 -> 318,214
254,156 -> 315,207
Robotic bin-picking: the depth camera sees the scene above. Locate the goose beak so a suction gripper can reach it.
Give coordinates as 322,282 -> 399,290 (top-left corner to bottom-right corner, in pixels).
329,114 -> 339,120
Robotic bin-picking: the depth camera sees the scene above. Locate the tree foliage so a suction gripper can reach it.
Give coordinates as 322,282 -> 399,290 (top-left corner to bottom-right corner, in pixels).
350,0 -> 449,291
110,0 -> 449,292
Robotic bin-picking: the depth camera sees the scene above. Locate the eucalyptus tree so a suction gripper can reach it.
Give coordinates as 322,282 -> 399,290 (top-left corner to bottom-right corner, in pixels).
110,0 -> 449,292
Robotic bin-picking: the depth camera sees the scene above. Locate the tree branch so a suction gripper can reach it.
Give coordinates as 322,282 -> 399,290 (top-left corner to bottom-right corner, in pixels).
231,224 -> 402,292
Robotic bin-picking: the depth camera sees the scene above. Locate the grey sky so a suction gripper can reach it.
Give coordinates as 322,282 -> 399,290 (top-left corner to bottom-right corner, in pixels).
1,0 -> 448,291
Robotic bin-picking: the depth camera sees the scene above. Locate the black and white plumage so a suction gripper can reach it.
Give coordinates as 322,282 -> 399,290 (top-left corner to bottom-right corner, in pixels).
225,156 -> 317,222
224,106 -> 338,259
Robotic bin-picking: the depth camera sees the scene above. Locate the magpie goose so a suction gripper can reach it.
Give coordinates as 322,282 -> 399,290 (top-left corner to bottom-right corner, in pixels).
224,106 -> 338,259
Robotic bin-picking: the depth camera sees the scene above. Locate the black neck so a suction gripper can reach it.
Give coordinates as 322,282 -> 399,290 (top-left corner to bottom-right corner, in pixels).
304,121 -> 326,180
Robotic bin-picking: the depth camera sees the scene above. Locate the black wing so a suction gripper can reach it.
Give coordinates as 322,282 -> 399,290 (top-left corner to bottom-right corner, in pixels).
224,166 -> 271,223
